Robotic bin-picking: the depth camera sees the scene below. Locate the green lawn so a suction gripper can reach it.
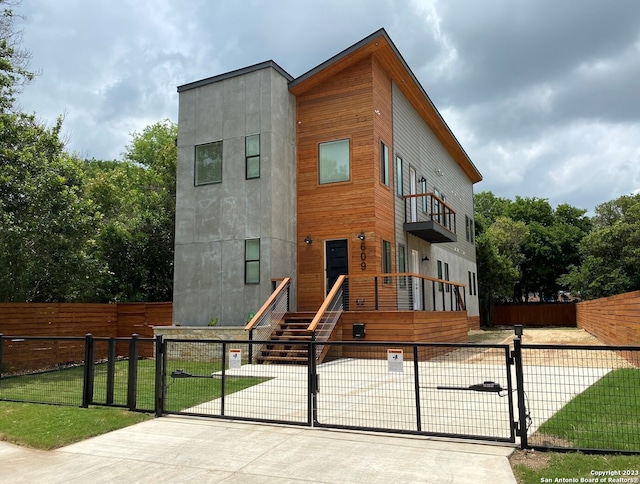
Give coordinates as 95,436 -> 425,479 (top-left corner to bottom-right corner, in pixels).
512,452 -> 640,484
0,359 -> 268,449
0,359 -> 268,412
533,368 -> 640,451
0,401 -> 152,449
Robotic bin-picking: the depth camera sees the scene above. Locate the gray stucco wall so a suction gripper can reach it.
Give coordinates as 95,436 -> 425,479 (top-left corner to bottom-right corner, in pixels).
392,83 -> 479,317
173,66 -> 296,326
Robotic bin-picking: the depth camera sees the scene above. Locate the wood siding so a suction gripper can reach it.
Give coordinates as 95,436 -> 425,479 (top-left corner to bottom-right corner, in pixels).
296,55 -> 396,311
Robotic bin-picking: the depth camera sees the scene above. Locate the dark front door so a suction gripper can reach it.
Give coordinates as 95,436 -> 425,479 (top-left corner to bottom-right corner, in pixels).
325,239 -> 348,295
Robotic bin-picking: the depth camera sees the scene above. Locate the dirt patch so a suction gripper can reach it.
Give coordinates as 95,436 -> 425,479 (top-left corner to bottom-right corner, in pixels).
469,327 -> 603,346
509,448 -> 551,471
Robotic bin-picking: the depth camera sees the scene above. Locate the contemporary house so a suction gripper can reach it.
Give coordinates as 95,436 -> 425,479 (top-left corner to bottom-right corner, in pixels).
173,29 -> 482,344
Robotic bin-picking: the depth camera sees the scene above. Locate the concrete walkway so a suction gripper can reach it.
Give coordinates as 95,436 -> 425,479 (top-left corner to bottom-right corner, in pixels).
1,416 -> 517,483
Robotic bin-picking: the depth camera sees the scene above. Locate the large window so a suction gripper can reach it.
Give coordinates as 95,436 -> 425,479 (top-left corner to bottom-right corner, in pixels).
395,155 -> 403,196
246,134 -> 260,179
319,139 -> 350,184
380,141 -> 389,186
245,239 -> 260,284
382,240 -> 392,284
195,141 -> 222,186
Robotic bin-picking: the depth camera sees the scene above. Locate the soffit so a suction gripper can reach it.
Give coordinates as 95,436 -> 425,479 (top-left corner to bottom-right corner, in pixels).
289,29 -> 482,184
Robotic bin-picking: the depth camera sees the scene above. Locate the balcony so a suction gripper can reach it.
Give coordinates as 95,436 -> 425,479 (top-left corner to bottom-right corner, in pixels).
403,193 -> 457,243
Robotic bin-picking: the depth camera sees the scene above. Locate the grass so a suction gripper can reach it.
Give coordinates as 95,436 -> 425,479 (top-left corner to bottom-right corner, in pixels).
511,452 -> 640,484
0,401 -> 152,449
534,368 -> 640,451
0,358 -> 269,449
512,367 -> 640,483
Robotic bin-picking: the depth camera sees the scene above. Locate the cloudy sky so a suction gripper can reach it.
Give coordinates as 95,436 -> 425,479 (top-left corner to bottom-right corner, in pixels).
16,0 -> 640,213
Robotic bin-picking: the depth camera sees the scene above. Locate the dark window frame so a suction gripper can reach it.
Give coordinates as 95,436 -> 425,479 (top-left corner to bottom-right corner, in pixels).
194,140 -> 223,186
245,134 -> 260,180
245,238 -> 260,284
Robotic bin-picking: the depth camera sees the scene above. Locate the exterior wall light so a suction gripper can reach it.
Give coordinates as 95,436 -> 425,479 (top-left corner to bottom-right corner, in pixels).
304,236 -> 312,244
358,232 -> 365,241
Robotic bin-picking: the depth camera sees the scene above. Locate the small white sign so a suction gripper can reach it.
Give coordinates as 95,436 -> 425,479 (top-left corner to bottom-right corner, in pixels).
229,349 -> 242,369
387,349 -> 403,373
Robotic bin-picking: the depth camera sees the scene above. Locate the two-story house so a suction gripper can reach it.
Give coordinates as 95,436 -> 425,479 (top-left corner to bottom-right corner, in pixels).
173,29 -> 482,336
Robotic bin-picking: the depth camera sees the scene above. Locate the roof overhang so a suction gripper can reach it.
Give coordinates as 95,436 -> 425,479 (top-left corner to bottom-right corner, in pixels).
289,29 -> 482,184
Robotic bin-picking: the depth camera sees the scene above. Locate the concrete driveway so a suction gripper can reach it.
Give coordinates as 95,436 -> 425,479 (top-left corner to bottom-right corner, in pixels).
1,416 -> 517,483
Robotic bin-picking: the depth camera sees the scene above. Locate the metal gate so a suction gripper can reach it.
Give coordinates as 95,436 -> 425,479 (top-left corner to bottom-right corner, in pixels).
314,342 -> 516,443
159,339 -> 516,444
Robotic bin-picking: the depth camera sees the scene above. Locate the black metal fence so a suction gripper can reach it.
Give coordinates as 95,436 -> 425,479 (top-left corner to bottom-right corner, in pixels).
0,333 -> 158,412
1,331 -> 639,454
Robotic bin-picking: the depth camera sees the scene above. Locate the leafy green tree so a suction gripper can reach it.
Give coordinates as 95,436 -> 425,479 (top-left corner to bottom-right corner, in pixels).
476,215 -> 528,325
0,1 -> 34,113
560,194 -> 640,299
88,120 -> 177,302
0,114 -> 105,301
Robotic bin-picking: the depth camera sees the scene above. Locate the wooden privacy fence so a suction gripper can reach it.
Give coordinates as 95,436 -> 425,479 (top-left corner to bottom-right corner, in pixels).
0,302 -> 172,360
577,290 -> 640,347
492,303 -> 577,327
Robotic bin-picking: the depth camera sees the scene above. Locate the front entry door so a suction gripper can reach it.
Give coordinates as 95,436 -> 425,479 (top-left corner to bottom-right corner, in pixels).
325,239 -> 348,295
411,249 -> 422,310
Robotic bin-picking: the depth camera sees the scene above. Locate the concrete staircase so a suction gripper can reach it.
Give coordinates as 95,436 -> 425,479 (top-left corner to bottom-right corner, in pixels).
257,312 -> 315,364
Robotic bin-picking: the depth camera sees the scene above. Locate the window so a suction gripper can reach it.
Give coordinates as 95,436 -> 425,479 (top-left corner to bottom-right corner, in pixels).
470,219 -> 474,243
468,271 -> 477,295
473,272 -> 477,296
245,239 -> 260,284
319,139 -> 350,184
195,141 -> 222,185
466,216 -> 475,243
398,244 -> 406,288
437,260 -> 443,292
395,155 -> 403,196
444,262 -> 450,293
421,177 -> 428,212
380,141 -> 389,186
382,240 -> 392,284
246,134 -> 260,179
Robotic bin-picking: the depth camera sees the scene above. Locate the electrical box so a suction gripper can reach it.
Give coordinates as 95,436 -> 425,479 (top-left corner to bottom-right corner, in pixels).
352,323 -> 366,338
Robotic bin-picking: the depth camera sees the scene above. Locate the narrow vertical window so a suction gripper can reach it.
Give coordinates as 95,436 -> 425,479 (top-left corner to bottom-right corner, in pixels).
473,272 -> 477,296
195,141 -> 222,185
444,262 -> 450,293
470,219 -> 475,244
437,260 -> 443,292
381,141 -> 389,186
382,240 -> 392,284
398,244 -> 406,288
245,239 -> 260,284
246,134 -> 260,179
421,178 -> 428,212
468,271 -> 473,294
466,216 -> 471,242
395,155 -> 403,196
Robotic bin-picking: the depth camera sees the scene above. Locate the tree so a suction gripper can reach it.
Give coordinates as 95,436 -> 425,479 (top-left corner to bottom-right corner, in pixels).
0,1 -> 34,113
0,115 -> 105,301
559,193 -> 640,299
476,215 -> 528,325
88,120 -> 177,302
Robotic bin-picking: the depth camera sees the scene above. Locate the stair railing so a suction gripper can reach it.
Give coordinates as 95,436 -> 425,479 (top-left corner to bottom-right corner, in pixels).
244,277 -> 291,363
307,275 -> 346,362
